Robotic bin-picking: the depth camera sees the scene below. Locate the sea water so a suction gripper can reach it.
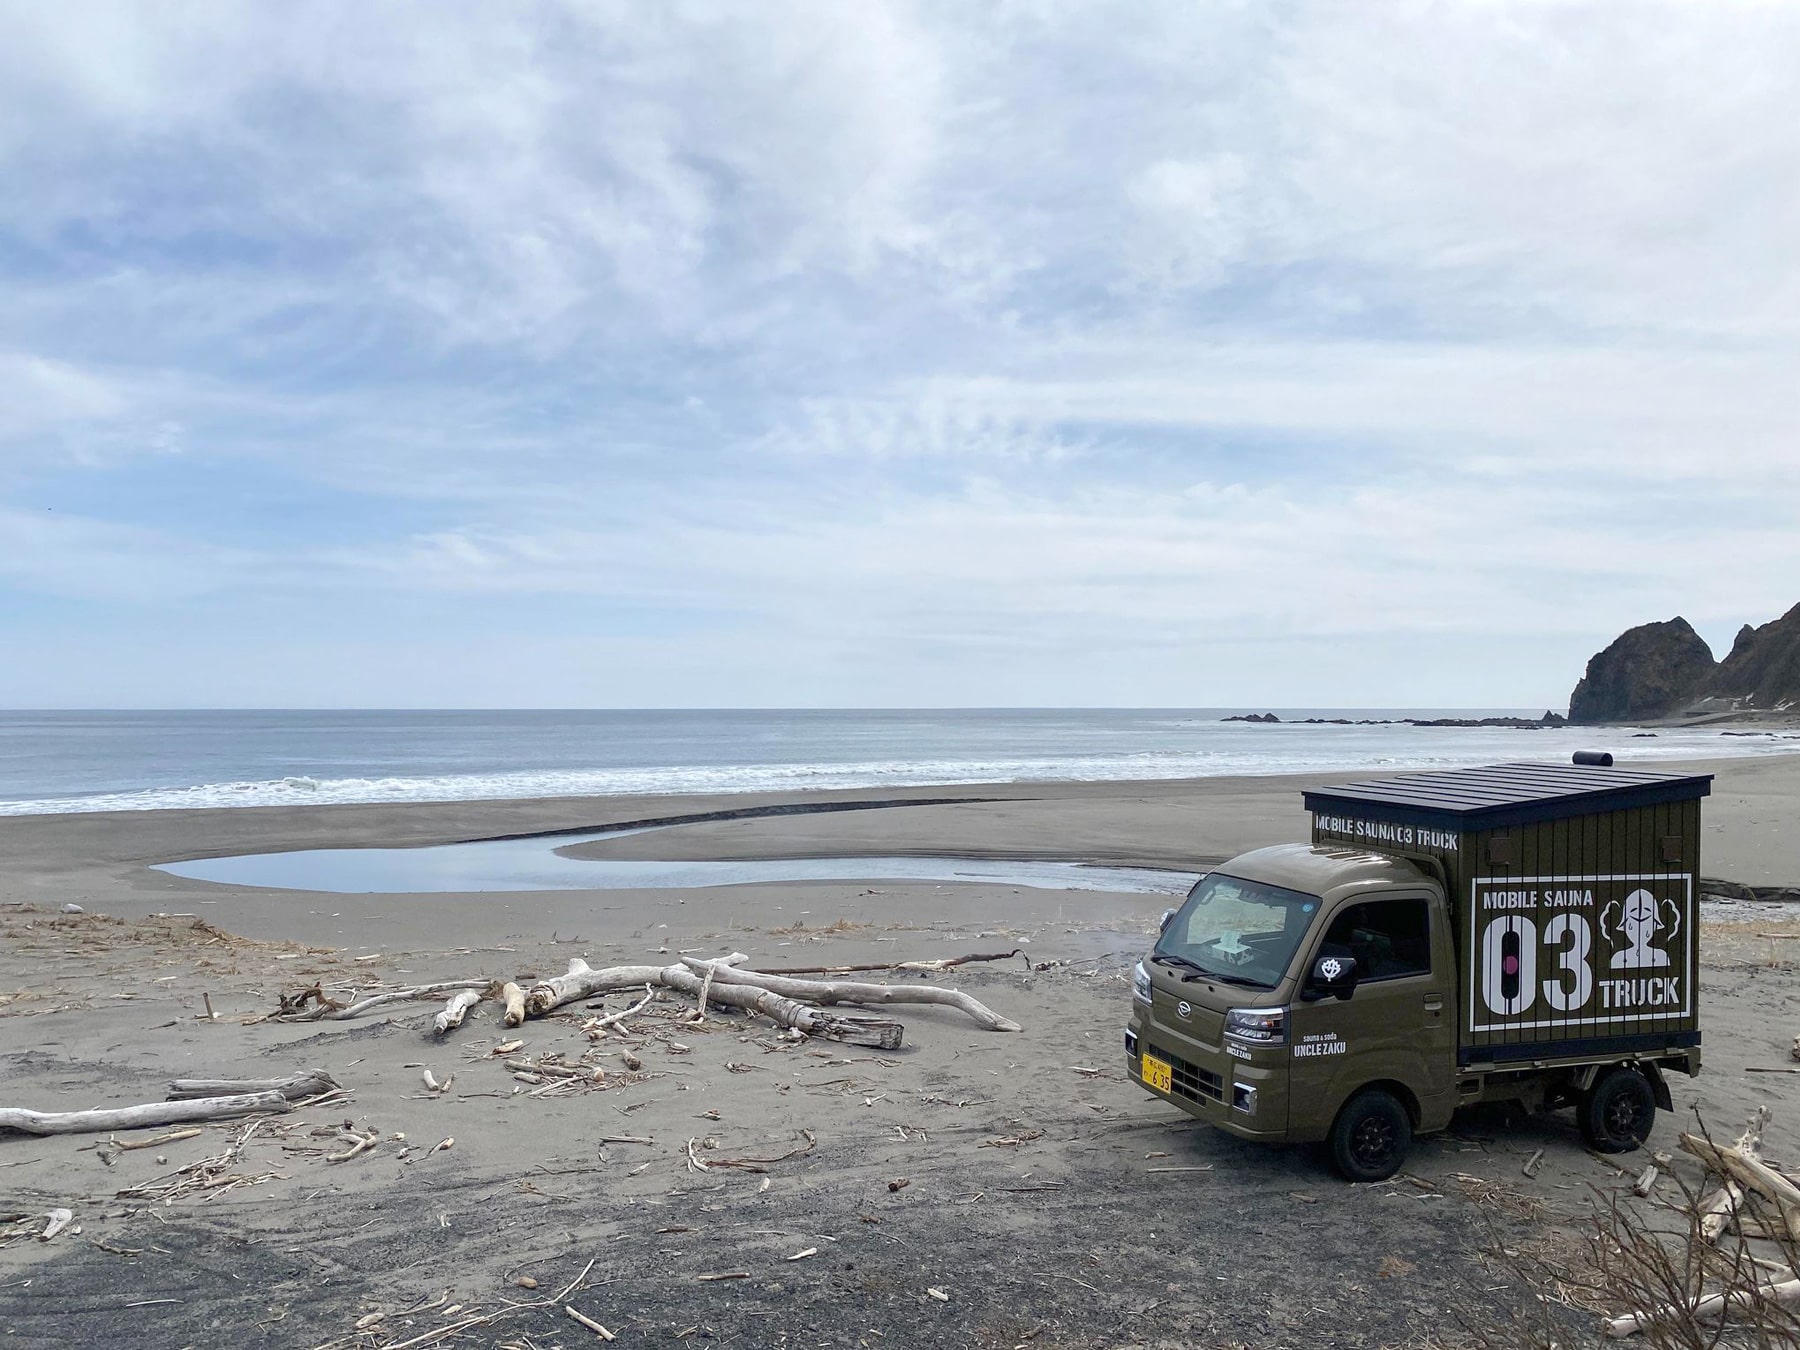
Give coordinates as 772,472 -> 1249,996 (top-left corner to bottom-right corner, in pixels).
0,708 -> 1791,815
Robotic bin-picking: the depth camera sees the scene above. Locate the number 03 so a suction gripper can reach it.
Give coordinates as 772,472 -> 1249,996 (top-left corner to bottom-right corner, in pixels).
1480,914 -> 1593,1016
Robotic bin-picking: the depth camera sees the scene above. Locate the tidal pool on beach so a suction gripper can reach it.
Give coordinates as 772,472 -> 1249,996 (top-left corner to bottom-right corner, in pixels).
154,828 -> 1200,896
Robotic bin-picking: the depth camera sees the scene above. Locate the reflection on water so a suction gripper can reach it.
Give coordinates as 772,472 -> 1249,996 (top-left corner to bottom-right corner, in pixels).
154,829 -> 1198,896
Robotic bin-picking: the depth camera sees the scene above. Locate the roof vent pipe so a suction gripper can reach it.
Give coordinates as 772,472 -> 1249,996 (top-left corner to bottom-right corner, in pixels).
1572,750 -> 1614,767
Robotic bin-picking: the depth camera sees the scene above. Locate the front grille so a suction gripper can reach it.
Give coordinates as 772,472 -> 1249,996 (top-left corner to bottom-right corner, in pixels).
1149,1043 -> 1223,1104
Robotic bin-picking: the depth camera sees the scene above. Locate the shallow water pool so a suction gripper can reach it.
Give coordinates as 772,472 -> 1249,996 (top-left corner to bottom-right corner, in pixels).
154,829 -> 1199,896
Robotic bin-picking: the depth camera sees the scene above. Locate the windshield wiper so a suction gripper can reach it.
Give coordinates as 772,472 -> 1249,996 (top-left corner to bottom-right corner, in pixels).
1194,970 -> 1264,987
1154,951 -> 1270,988
1150,951 -> 1208,977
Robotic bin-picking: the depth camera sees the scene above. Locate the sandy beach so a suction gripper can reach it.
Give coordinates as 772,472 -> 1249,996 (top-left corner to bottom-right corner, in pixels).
4,756 -> 1800,1348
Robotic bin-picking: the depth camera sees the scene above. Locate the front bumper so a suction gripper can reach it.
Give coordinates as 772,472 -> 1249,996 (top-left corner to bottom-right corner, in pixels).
1126,1014 -> 1288,1142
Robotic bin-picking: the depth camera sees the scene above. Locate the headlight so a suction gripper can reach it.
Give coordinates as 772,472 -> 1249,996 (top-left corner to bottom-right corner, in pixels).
1224,1006 -> 1287,1046
1133,961 -> 1152,1004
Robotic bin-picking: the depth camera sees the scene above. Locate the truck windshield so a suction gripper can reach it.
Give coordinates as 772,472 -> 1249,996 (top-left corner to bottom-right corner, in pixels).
1153,872 -> 1321,989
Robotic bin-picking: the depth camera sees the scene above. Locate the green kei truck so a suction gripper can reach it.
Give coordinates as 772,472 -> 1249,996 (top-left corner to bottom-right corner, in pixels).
1127,759 -> 1708,1180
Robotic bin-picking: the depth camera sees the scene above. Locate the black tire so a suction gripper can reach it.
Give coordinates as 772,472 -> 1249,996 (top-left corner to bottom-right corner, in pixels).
1579,1067 -> 1657,1153
1328,1088 -> 1412,1182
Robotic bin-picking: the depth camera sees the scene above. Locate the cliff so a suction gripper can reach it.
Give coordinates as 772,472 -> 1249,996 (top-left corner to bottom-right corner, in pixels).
1569,604 -> 1800,723
1568,617 -> 1717,723
1710,602 -> 1800,712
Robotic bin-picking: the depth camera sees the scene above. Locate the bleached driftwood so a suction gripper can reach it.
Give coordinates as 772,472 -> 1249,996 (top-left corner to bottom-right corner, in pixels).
659,963 -> 903,1049
524,953 -> 1015,1045
167,1070 -> 340,1102
1602,1277 -> 1800,1338
581,984 -> 658,1039
276,980 -> 489,1022
680,958 -> 1022,1032
434,989 -> 482,1035
523,957 -> 900,1045
501,982 -> 527,1028
761,950 -> 1026,976
0,1091 -> 290,1137
1680,1129 -> 1800,1242
526,961 -> 665,1017
1696,1108 -> 1771,1242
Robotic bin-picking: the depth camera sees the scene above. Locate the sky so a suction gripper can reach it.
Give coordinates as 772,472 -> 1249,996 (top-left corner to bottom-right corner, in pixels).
2,1 -> 1797,709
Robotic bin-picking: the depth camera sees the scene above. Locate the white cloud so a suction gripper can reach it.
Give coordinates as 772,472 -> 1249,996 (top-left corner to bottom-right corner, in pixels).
925,340 -> 1800,480
1,2 -> 1798,705
0,353 -> 124,440
0,507 -> 255,601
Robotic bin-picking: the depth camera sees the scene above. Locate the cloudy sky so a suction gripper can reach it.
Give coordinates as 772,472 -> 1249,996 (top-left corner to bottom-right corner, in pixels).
2,1 -> 1796,708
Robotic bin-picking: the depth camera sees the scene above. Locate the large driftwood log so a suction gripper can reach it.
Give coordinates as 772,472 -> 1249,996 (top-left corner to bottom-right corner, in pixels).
659,965 -> 902,1049
0,1091 -> 290,1137
1680,1130 -> 1800,1242
1602,1277 -> 1800,1338
167,1070 -> 340,1102
525,958 -> 902,1047
680,958 -> 1022,1032
1696,1108 -> 1770,1242
526,961 -> 664,1017
757,951 -> 1026,976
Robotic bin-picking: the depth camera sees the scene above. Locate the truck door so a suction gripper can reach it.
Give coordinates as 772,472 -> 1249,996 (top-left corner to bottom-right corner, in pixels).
1287,892 -> 1457,1138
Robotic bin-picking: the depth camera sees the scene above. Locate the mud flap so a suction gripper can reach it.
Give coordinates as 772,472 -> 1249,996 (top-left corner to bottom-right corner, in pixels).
1640,1062 -> 1673,1113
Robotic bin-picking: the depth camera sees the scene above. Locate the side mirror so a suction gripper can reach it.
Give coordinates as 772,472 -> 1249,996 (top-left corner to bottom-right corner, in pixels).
1159,908 -> 1177,933
1305,953 -> 1359,1002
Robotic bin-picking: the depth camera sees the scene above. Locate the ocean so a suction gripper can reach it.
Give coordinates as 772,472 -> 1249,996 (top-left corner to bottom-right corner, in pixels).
0,708 -> 1792,816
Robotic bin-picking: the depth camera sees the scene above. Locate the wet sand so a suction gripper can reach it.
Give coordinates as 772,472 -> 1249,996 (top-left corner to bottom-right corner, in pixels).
2,756 -> 1799,1347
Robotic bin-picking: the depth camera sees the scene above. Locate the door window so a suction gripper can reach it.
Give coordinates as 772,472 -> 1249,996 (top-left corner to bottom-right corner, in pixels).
1320,898 -> 1431,982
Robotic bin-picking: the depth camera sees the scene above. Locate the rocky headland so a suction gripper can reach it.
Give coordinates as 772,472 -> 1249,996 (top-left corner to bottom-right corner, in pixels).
1569,602 -> 1800,724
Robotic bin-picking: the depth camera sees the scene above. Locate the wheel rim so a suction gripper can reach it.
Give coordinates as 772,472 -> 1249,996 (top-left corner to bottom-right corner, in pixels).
1352,1115 -> 1396,1168
1604,1090 -> 1648,1143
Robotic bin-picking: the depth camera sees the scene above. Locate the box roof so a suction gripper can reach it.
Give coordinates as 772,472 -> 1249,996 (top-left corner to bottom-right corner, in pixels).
1303,761 -> 1712,831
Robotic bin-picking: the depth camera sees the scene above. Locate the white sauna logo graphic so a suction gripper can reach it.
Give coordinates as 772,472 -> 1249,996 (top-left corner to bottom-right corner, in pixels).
1601,888 -> 1679,969
1468,873 -> 1692,1030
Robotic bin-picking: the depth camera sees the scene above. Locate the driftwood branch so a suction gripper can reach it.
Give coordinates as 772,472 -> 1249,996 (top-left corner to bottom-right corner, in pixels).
680,958 -> 1022,1032
501,982 -> 527,1028
276,980 -> 489,1022
581,985 -> 658,1039
1602,1277 -> 1800,1338
167,1070 -> 339,1102
1679,1129 -> 1800,1242
0,1091 -> 290,1137
434,989 -> 482,1035
1697,1108 -> 1770,1242
758,950 -> 1026,976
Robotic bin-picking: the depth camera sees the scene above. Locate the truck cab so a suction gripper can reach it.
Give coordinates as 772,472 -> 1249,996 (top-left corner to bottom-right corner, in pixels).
1127,760 -> 1708,1180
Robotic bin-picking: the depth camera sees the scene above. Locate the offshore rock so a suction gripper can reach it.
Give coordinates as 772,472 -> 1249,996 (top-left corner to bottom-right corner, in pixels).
1568,617 -> 1716,724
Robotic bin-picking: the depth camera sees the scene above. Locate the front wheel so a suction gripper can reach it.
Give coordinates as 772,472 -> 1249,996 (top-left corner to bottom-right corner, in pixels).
1328,1088 -> 1412,1182
1579,1067 -> 1657,1153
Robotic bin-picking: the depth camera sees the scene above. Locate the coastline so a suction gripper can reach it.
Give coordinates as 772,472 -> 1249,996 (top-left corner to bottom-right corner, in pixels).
0,753 -> 1795,943
3,754 -> 1799,1346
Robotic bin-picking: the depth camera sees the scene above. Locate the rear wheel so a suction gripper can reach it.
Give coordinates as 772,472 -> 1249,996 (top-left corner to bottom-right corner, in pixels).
1579,1067 -> 1656,1153
1329,1088 -> 1412,1182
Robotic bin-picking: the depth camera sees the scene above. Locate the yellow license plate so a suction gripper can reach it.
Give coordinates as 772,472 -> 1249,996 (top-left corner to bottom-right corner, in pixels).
1141,1053 -> 1173,1093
